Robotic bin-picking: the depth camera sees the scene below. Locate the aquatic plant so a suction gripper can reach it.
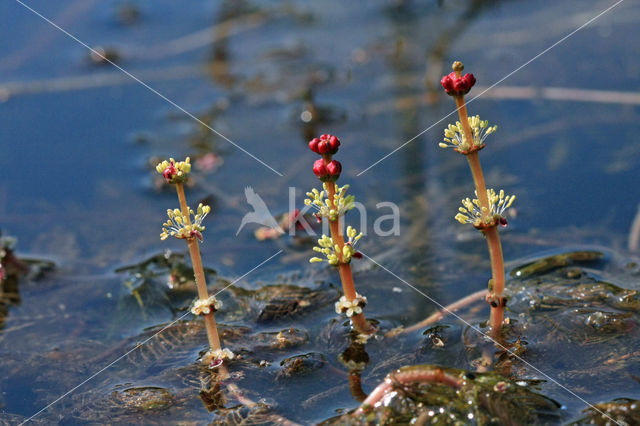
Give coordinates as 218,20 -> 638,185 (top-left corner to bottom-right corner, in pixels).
156,157 -> 234,367
440,62 -> 515,336
306,135 -> 375,335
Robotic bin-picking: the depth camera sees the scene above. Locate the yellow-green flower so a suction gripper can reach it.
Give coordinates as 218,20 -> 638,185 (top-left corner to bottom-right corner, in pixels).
455,189 -> 515,229
156,157 -> 191,184
439,115 -> 497,153
309,226 -> 363,265
304,183 -> 355,222
160,203 -> 210,241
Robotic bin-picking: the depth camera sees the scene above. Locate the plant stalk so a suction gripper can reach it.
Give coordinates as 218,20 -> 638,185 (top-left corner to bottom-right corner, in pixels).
484,225 -> 505,334
454,93 -> 505,335
454,95 -> 489,212
324,163 -> 374,334
176,182 -> 222,351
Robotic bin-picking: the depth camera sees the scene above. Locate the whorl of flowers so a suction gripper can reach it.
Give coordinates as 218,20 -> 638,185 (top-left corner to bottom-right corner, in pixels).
156,157 -> 191,184
191,295 -> 222,316
310,226 -> 362,265
439,115 -> 497,154
455,189 -> 515,229
160,203 -> 211,242
201,348 -> 235,368
304,183 -> 355,222
335,293 -> 367,317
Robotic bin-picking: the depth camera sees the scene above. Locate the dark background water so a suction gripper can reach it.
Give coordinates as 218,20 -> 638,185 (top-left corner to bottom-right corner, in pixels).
1,0 -> 639,423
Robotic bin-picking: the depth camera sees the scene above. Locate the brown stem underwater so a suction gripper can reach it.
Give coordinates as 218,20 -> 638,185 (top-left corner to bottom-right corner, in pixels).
349,372 -> 368,402
484,225 -> 505,335
387,288 -> 488,337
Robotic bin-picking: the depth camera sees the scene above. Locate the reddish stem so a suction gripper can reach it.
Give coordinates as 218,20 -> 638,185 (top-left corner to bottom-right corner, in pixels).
356,366 -> 462,414
454,95 -> 489,213
323,157 -> 374,335
484,225 -> 505,335
349,372 -> 368,402
453,88 -> 505,336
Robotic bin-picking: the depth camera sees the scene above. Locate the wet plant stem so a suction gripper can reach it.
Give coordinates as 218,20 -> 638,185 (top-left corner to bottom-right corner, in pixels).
349,372 -> 367,402
386,288 -> 488,337
455,95 -> 489,211
454,90 -> 505,336
324,158 -> 374,335
484,225 -> 505,333
176,182 -> 222,351
355,366 -> 462,415
466,152 -> 489,210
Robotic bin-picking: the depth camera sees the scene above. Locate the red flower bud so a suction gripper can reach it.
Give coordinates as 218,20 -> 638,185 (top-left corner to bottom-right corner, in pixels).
440,72 -> 476,96
308,138 -> 320,154
318,140 -> 330,154
313,159 -> 328,179
313,159 -> 342,182
328,135 -> 340,151
440,73 -> 455,94
463,73 -> 476,88
326,160 -> 342,179
308,134 -> 340,156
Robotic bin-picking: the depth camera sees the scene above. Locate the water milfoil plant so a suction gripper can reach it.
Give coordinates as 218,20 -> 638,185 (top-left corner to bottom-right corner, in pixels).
156,157 -> 234,367
306,134 -> 375,335
440,62 -> 516,336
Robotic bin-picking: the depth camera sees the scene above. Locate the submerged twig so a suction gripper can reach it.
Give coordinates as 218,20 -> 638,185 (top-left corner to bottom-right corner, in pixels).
386,288 -> 487,337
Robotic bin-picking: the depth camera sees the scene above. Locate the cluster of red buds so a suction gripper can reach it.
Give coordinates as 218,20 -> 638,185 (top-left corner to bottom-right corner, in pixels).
440,71 -> 476,96
309,134 -> 341,156
309,133 -> 342,181
313,158 -> 342,182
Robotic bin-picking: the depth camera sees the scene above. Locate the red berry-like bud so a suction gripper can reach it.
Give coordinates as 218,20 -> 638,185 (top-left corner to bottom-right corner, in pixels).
463,73 -> 476,89
326,160 -> 342,179
328,135 -> 340,151
440,73 -> 455,94
499,217 -> 508,227
313,159 -> 328,179
309,134 -> 341,156
440,71 -> 476,96
308,138 -> 320,153
453,78 -> 467,93
318,140 -> 330,154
